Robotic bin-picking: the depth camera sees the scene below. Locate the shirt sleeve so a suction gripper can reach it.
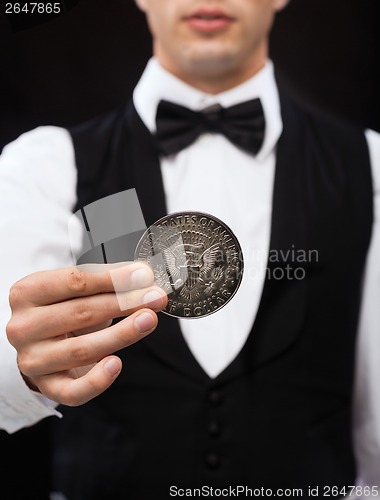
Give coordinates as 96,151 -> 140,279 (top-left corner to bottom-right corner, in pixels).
353,129 -> 380,490
0,126 -> 78,433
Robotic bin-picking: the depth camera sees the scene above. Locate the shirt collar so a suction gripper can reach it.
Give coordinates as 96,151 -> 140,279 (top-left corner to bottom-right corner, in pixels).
133,57 -> 283,162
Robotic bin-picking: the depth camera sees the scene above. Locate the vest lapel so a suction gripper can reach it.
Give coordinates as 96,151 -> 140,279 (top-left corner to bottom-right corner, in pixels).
126,104 -> 167,227
217,97 -> 309,383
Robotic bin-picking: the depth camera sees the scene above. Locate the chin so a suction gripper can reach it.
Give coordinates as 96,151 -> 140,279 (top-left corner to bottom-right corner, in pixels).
181,41 -> 239,68
187,58 -> 242,82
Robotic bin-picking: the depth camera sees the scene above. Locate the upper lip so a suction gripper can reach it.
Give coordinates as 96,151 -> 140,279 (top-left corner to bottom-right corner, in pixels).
185,7 -> 234,20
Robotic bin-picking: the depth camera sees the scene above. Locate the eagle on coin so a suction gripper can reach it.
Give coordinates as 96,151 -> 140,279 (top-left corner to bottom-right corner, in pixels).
159,242 -> 224,300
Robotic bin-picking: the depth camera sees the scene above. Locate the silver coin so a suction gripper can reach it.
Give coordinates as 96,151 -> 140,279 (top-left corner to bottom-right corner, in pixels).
134,211 -> 244,318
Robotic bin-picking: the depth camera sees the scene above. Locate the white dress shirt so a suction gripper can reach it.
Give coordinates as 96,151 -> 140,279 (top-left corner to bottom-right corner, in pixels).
0,58 -> 379,489
134,59 -> 282,379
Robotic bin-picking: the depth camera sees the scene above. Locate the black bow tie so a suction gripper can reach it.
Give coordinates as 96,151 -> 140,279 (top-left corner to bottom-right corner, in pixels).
155,98 -> 265,157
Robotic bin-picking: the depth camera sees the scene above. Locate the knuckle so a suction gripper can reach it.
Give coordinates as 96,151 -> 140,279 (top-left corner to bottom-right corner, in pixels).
66,268 -> 87,293
6,316 -> 29,345
17,351 -> 35,377
59,387 -> 82,407
71,299 -> 93,325
69,341 -> 90,365
8,281 -> 26,309
5,319 -> 17,343
86,376 -> 104,395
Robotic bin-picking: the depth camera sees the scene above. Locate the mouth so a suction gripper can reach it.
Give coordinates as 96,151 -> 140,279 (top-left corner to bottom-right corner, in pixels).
184,8 -> 235,33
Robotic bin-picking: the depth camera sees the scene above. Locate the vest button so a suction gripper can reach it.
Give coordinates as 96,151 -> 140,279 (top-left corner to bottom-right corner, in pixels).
208,390 -> 223,406
205,453 -> 221,469
208,421 -> 222,437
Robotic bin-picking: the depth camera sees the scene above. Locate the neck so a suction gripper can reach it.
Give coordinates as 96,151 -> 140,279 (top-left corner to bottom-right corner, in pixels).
155,46 -> 268,95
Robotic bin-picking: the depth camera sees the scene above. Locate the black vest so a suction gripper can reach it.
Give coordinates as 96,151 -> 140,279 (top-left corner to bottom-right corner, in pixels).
50,97 -> 373,500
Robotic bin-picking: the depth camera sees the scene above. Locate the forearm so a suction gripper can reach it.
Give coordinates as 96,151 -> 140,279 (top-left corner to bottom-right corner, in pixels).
0,126 -> 76,432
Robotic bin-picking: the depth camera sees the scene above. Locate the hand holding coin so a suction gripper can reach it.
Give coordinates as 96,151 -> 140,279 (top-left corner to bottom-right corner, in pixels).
135,211 -> 244,318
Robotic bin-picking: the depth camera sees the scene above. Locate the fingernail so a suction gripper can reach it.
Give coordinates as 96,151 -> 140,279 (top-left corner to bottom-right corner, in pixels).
131,267 -> 152,288
134,312 -> 155,333
143,290 -> 164,308
104,359 -> 121,377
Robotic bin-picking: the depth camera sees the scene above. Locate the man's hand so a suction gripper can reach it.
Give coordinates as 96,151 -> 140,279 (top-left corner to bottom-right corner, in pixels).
6,262 -> 167,406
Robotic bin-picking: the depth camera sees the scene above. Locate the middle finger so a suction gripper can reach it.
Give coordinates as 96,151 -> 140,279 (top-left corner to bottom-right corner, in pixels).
14,285 -> 167,343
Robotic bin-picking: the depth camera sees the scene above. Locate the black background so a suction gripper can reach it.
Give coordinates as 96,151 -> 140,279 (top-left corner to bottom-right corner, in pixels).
0,0 -> 379,498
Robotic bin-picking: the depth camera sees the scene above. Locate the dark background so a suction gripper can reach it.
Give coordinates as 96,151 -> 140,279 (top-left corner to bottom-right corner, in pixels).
1,0 -> 378,498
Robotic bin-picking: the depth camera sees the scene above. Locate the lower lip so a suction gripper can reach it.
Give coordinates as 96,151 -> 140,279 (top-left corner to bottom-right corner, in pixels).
186,17 -> 233,32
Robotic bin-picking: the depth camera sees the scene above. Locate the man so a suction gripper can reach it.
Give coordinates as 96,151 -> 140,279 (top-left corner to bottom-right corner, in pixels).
1,0 -> 379,499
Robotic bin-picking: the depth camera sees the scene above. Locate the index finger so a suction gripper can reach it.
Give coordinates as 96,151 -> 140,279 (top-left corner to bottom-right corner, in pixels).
9,262 -> 155,308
